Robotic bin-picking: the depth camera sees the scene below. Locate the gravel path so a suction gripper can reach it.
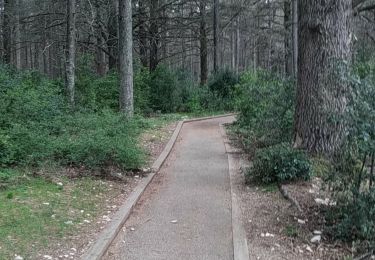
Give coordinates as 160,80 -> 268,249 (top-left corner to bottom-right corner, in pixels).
104,116 -> 236,260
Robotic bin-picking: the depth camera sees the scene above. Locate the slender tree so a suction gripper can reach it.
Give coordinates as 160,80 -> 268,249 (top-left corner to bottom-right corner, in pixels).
66,0 -> 77,107
213,0 -> 219,73
292,0 -> 298,78
199,0 -> 208,85
119,0 -> 134,116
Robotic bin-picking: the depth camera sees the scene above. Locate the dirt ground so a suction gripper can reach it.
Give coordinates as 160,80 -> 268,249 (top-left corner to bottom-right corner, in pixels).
229,142 -> 352,260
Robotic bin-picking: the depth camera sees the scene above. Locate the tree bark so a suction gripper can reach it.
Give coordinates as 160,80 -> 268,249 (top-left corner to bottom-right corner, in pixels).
284,0 -> 292,76
199,0 -> 208,85
119,0 -> 134,116
213,0 -> 219,73
14,0 -> 21,69
66,0 -> 77,107
236,16 -> 240,75
292,0 -> 298,78
293,0 -> 352,155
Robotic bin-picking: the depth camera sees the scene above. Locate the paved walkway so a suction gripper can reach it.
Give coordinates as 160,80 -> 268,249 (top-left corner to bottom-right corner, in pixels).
105,116 -> 236,260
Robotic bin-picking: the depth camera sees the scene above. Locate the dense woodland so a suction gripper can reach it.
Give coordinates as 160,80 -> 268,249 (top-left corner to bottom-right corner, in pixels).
1,0 -> 375,258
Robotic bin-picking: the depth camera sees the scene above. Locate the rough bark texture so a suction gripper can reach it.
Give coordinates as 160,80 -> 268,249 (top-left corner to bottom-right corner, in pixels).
66,0 -> 77,107
119,0 -> 134,116
294,0 -> 352,155
199,0 -> 207,86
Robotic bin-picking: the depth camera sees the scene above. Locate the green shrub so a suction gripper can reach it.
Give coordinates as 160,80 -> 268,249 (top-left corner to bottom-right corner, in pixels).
233,70 -> 294,151
51,111 -> 144,169
327,188 -> 375,242
208,69 -> 238,99
75,56 -> 151,113
245,143 -> 311,184
0,66 -> 66,127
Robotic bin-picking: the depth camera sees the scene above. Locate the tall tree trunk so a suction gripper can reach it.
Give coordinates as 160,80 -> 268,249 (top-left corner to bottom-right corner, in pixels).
199,0 -> 208,85
213,0 -> 219,73
149,0 -> 159,71
138,0 -> 148,68
94,0 -> 107,76
119,0 -> 134,116
108,0 -> 119,70
66,0 -> 77,107
3,0 -> 10,64
292,0 -> 298,78
14,0 -> 21,69
293,0 -> 352,155
236,16 -> 240,74
284,0 -> 292,76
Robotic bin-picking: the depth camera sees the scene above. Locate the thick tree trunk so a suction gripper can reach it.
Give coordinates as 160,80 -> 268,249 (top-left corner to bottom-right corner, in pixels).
149,0 -> 159,72
66,0 -> 77,107
199,1 -> 208,85
119,0 -> 134,116
293,0 -> 352,155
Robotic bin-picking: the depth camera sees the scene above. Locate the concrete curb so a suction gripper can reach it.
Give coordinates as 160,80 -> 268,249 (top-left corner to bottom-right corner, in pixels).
220,124 -> 250,260
81,113 -> 236,260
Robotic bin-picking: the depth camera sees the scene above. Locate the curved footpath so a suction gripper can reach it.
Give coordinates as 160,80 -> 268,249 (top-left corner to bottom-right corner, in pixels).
103,116 -> 239,259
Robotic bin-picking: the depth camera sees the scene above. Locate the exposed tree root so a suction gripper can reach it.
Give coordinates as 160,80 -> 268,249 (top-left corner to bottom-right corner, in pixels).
278,183 -> 303,213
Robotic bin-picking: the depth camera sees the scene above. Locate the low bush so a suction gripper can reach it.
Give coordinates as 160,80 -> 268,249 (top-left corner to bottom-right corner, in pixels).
1,111 -> 144,170
245,143 -> 311,184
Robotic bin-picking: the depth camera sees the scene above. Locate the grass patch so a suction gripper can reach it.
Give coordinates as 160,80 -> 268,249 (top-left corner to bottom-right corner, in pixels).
0,169 -> 122,259
284,225 -> 298,238
260,183 -> 279,193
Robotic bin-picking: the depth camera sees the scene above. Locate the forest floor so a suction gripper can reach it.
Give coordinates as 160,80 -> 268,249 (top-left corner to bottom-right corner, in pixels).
227,132 -> 352,260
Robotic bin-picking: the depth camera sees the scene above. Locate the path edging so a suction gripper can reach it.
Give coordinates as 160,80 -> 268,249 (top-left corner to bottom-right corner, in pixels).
220,124 -> 250,260
81,113 -> 236,260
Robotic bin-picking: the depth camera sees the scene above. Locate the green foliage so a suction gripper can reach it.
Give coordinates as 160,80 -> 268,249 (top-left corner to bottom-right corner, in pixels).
51,111 -> 144,169
233,70 -> 295,153
324,58 -> 375,244
149,65 -> 180,113
284,225 -> 298,238
327,188 -> 375,242
245,143 -> 311,184
311,157 -> 333,178
75,55 -> 151,113
208,69 -> 238,99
